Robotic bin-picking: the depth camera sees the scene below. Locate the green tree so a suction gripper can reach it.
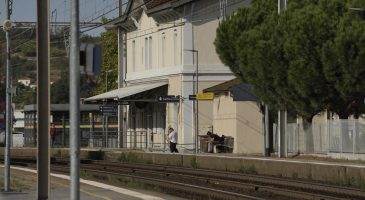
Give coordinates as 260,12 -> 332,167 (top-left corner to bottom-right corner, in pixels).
215,0 -> 365,121
13,82 -> 36,109
51,69 -> 69,104
94,30 -> 118,95
51,69 -> 97,104
322,11 -> 365,119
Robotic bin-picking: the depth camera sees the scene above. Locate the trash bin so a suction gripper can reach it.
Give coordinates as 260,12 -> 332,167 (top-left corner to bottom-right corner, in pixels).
199,135 -> 212,153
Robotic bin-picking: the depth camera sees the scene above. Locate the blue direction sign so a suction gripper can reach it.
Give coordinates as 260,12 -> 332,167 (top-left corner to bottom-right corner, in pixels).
99,105 -> 118,116
189,95 -> 196,100
158,95 -> 180,103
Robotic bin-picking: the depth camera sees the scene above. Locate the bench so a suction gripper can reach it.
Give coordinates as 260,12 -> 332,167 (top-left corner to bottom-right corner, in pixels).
214,136 -> 234,153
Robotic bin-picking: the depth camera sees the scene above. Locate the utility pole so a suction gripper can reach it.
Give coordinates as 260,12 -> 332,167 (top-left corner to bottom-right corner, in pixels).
264,105 -> 270,156
195,51 -> 199,154
278,0 -> 287,158
37,0 -> 50,199
117,0 -> 127,149
184,49 -> 199,153
69,0 -> 80,199
3,0 -> 13,192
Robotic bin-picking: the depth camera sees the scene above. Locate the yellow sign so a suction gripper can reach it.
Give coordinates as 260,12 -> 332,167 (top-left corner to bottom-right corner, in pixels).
196,92 -> 214,100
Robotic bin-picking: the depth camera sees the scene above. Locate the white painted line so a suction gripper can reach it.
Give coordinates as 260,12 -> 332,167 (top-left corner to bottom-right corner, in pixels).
4,165 -> 165,200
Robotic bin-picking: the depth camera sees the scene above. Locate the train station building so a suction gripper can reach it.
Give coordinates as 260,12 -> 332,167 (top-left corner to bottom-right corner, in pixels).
84,0 -> 263,153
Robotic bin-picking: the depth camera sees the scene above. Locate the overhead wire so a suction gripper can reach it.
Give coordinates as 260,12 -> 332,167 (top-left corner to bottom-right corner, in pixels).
3,0 -> 248,58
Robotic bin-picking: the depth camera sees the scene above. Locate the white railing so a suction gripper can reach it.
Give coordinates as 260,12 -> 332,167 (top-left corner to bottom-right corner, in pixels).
274,119 -> 365,159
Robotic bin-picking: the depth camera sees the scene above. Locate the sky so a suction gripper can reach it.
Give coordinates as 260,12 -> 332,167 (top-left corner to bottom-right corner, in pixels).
0,0 -> 119,36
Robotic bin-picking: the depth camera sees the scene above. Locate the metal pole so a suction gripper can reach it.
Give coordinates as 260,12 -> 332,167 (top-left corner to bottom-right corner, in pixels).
106,116 -> 108,147
69,0 -> 80,199
4,0 -> 12,192
37,0 -> 50,199
278,0 -> 287,13
62,114 -> 65,147
195,51 -> 199,154
117,0 -> 126,149
105,71 -> 108,92
278,0 -> 287,158
265,105 -> 270,156
89,113 -> 93,148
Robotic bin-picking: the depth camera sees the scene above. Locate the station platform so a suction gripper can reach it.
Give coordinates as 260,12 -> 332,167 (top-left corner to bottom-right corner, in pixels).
2,147 -> 365,188
0,165 -> 185,200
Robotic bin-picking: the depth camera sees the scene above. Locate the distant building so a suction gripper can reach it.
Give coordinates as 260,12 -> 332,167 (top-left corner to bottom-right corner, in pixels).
13,110 -> 25,132
18,79 -> 31,87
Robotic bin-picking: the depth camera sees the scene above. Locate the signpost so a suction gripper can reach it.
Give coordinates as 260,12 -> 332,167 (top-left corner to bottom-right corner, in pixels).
158,95 -> 180,103
99,105 -> 118,116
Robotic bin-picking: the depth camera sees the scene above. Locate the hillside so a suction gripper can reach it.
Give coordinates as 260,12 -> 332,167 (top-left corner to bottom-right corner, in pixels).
0,27 -> 102,108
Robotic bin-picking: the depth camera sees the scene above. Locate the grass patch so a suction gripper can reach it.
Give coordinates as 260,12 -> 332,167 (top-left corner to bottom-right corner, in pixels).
0,179 -> 31,191
118,151 -> 152,164
307,172 -> 312,180
360,181 -> 365,189
54,149 -> 62,157
190,156 -> 198,169
333,177 -> 353,187
239,165 -> 257,175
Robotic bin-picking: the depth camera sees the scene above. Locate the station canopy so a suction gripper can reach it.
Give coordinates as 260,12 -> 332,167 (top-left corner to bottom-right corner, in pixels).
84,82 -> 167,103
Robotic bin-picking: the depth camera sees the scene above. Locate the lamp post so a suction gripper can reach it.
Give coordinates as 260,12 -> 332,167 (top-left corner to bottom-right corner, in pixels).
104,69 -> 112,148
105,69 -> 113,92
184,49 -> 199,153
3,0 -> 12,192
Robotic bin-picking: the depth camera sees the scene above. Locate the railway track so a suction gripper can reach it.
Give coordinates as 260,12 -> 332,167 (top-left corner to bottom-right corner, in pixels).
4,157 -> 365,200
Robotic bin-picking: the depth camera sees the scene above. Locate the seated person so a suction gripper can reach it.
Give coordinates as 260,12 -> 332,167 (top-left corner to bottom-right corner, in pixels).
207,131 -> 224,144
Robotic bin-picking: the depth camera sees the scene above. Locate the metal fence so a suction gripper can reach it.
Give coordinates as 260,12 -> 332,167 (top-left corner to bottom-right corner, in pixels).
274,119 -> 365,159
24,129 -> 170,150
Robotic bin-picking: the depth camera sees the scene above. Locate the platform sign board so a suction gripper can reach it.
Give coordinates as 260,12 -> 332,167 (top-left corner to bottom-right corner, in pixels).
196,92 -> 214,100
189,95 -> 196,100
158,95 -> 180,103
99,105 -> 118,116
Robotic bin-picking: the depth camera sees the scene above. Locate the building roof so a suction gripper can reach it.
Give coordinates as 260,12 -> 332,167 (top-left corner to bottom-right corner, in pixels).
204,78 -> 241,93
204,78 -> 258,102
84,82 -> 167,102
144,0 -> 173,9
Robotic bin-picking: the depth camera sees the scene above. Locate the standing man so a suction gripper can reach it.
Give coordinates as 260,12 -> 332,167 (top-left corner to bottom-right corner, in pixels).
168,126 -> 178,153
50,123 -> 56,147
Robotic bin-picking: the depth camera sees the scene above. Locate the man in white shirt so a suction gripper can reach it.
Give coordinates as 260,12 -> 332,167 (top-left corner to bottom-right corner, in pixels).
168,127 -> 178,153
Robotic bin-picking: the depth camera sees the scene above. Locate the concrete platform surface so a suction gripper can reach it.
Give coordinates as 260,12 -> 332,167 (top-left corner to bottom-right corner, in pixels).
0,166 -> 186,200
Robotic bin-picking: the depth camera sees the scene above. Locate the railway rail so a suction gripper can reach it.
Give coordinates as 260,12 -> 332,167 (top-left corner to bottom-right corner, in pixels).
3,156 -> 365,200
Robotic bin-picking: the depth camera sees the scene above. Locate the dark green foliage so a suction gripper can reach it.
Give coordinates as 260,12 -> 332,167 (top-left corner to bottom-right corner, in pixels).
13,82 -> 36,109
215,0 -> 365,120
239,165 -> 257,175
51,69 -> 69,104
0,82 -> 5,101
51,69 -> 97,104
94,30 -> 118,95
